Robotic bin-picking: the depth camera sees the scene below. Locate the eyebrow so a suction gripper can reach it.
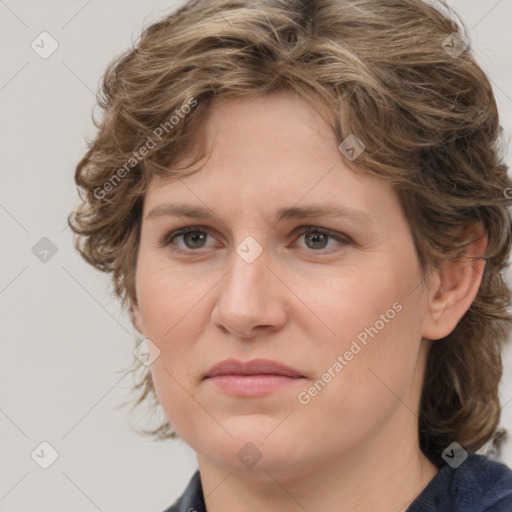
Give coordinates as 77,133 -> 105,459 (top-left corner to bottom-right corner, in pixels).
145,202 -> 373,225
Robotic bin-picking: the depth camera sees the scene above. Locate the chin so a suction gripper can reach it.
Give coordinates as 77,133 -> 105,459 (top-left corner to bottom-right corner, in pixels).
200,423 -> 307,475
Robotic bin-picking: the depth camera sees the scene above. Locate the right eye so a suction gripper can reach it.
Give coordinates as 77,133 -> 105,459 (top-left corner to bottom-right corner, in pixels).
161,226 -> 218,252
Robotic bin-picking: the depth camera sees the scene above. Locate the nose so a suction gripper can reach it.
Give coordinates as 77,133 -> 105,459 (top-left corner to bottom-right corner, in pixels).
211,244 -> 288,339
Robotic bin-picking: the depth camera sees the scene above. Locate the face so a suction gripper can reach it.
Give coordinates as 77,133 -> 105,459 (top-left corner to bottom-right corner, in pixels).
133,91 -> 433,477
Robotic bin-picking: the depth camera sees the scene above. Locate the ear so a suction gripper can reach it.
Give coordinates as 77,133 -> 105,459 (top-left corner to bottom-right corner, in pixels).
422,223 -> 487,341
130,300 -> 145,336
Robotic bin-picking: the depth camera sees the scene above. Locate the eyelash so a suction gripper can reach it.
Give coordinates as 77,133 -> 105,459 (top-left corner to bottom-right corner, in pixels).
160,225 -> 351,255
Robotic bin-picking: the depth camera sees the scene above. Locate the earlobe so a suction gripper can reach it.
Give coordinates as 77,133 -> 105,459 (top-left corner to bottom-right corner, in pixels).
422,225 -> 487,341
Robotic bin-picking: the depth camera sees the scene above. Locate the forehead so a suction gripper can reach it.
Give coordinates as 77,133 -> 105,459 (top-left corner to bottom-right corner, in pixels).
143,92 -> 399,224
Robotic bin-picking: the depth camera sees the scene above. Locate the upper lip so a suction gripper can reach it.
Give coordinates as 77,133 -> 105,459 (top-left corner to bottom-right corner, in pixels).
204,358 -> 304,378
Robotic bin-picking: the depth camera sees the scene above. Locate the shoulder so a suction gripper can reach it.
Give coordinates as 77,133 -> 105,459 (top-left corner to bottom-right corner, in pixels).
453,453 -> 512,511
408,453 -> 512,512
161,470 -> 205,512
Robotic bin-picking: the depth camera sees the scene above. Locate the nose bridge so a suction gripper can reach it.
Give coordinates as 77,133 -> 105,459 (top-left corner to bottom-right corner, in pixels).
212,238 -> 287,337
222,243 -> 269,313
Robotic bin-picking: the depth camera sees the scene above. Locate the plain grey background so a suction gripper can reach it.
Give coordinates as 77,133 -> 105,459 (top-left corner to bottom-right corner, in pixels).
1,1 -> 511,511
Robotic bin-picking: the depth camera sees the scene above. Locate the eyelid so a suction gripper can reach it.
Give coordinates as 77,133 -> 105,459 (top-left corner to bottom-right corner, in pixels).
159,225 -> 218,248
292,225 -> 352,244
291,225 -> 352,253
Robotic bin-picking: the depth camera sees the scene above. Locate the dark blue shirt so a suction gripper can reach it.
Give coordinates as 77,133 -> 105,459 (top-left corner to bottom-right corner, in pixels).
162,453 -> 512,511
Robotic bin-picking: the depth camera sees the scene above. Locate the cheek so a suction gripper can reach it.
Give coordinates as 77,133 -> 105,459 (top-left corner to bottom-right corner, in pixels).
136,272 -> 208,374
149,359 -> 194,434
302,260 -> 407,347
135,254 -> 206,341
302,253 -> 425,409
135,256 -> 216,433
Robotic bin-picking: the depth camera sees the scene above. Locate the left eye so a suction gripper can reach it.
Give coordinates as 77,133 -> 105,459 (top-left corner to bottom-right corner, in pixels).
294,227 -> 349,251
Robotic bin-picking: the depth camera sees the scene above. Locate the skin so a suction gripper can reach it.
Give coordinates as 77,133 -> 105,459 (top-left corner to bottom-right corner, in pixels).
132,91 -> 486,512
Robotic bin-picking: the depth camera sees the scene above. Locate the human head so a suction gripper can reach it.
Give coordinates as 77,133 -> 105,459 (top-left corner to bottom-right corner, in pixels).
69,0 -> 512,466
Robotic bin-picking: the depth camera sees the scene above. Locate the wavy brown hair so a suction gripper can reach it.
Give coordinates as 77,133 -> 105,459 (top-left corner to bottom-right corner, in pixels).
69,0 -> 512,463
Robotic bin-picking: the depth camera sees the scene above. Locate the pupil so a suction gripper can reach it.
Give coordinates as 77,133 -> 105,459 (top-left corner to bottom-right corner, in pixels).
306,232 -> 327,249
185,232 -> 206,248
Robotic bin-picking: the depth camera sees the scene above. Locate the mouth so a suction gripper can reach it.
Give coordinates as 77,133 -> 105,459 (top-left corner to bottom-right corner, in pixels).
204,358 -> 305,397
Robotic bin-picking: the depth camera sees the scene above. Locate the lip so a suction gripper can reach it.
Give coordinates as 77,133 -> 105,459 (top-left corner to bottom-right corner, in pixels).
204,358 -> 305,397
204,358 -> 304,378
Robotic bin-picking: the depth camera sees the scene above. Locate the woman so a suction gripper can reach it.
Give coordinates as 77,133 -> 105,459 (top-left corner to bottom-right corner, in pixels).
69,0 -> 512,510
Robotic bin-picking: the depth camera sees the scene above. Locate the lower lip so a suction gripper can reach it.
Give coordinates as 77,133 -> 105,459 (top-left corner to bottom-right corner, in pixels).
206,374 -> 304,396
